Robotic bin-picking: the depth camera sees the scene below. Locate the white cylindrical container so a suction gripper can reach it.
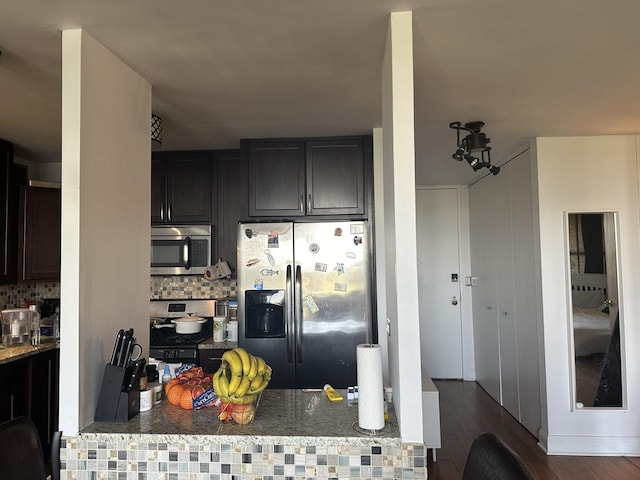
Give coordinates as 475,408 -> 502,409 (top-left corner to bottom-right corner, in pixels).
213,316 -> 227,342
356,344 -> 385,430
140,389 -> 153,412
150,382 -> 163,405
226,320 -> 238,342
384,386 -> 393,403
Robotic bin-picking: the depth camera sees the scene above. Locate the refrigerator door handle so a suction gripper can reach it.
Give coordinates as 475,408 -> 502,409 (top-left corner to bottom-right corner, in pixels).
286,264 -> 294,363
295,265 -> 303,363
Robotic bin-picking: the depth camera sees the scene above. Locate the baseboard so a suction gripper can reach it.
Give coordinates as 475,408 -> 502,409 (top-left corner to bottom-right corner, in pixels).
545,433 -> 640,456
537,428 -> 548,453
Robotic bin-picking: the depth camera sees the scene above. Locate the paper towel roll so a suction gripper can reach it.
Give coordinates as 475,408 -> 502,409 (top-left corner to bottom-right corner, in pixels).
357,343 -> 385,430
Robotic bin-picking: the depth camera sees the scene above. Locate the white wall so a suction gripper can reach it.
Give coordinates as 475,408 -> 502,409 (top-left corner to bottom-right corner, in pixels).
380,11 -> 423,443
14,158 -> 61,183
536,135 -> 640,454
59,29 -> 151,433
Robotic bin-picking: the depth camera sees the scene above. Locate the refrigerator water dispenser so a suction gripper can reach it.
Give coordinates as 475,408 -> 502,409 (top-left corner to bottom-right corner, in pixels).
245,290 -> 285,338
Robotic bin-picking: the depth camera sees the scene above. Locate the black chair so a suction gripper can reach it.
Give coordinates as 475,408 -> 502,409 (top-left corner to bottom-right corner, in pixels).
0,416 -> 47,479
462,432 -> 534,480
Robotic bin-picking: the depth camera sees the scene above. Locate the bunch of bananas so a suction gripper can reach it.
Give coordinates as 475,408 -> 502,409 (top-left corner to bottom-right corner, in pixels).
212,347 -> 272,404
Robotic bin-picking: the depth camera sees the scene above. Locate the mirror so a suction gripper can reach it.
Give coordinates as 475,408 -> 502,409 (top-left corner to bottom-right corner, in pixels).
568,212 -> 623,408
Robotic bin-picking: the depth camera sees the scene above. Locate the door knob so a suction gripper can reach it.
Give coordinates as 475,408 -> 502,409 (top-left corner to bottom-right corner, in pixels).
451,296 -> 458,306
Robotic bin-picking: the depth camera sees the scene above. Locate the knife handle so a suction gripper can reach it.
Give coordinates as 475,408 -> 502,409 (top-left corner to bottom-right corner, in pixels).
123,336 -> 135,367
111,329 -> 124,365
127,358 -> 146,391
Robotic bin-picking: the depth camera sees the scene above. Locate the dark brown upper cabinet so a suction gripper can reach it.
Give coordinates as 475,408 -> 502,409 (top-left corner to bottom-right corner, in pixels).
246,140 -> 306,217
0,140 -> 18,284
151,151 -> 214,225
245,136 -> 370,219
305,138 -> 365,216
215,150 -> 248,276
18,186 -> 61,281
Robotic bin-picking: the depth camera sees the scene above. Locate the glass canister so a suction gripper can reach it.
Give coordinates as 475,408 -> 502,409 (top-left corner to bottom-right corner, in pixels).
1,308 -> 32,347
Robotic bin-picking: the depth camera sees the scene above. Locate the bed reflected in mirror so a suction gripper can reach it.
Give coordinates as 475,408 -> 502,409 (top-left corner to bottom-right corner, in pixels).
568,212 -> 623,408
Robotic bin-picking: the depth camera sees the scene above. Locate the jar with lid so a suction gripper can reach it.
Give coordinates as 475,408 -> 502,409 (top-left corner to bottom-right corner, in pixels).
29,305 -> 40,346
228,300 -> 238,321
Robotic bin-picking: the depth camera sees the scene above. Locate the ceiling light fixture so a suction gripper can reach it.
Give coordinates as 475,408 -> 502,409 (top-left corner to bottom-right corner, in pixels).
151,114 -> 163,149
449,121 -> 500,175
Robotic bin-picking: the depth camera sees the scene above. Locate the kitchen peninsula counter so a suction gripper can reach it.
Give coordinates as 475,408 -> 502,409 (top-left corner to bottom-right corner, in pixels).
0,337 -> 59,364
81,389 -> 398,445
65,390 -> 426,479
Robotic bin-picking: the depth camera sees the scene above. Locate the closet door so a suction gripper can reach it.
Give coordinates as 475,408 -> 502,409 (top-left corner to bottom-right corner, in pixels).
494,165 -> 519,418
469,149 -> 542,438
510,151 -> 541,436
469,179 -> 501,403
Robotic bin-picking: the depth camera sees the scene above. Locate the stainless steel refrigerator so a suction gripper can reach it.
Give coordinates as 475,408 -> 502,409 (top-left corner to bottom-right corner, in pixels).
237,220 -> 374,389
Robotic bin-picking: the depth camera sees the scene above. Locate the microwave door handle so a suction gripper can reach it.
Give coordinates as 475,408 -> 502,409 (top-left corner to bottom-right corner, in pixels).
295,265 -> 303,364
183,237 -> 192,270
285,264 -> 294,363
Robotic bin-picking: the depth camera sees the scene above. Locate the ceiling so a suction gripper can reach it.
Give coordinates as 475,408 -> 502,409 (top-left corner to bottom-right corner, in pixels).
2,0 -> 640,185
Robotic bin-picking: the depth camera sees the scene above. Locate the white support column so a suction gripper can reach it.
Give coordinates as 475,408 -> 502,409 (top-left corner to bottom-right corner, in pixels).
60,29 -> 152,433
380,11 -> 423,443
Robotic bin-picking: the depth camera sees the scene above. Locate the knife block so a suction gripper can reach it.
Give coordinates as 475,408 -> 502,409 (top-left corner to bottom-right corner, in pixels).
95,363 -> 140,422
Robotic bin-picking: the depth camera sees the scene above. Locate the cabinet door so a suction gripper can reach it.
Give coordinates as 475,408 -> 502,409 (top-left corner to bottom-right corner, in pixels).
216,150 -> 247,275
166,155 -> 213,224
247,141 -> 305,217
0,140 -> 17,283
28,349 -> 59,461
151,152 -> 214,224
150,157 -> 167,224
306,138 -> 365,216
19,187 -> 61,281
0,359 -> 27,423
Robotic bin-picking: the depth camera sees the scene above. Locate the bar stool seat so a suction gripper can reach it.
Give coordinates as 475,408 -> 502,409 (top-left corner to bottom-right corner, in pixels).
0,416 -> 47,479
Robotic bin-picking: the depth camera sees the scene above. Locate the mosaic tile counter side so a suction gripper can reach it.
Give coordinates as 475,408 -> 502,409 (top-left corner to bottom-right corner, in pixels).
62,389 -> 427,479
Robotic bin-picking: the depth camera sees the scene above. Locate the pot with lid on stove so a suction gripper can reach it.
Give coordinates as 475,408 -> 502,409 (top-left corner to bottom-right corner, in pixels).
152,314 -> 207,334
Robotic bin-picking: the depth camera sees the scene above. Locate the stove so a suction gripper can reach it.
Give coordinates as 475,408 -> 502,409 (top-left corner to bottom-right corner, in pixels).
149,299 -> 215,363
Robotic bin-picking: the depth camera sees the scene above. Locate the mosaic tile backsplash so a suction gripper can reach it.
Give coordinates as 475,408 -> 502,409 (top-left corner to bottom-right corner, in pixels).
0,276 -> 231,307
150,276 -> 236,300
0,281 -> 60,309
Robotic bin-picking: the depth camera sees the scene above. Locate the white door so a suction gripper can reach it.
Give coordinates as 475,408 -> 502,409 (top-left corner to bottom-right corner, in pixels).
416,188 -> 463,379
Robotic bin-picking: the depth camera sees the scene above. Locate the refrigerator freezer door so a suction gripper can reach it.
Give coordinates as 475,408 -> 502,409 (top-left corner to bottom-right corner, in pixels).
238,222 -> 295,388
293,221 -> 371,388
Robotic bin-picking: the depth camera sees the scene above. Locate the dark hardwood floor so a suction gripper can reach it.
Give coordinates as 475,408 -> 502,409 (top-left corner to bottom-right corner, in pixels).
427,380 -> 640,479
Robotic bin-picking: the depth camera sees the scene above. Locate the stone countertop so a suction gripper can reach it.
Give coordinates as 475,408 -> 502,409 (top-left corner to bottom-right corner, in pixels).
198,339 -> 237,350
80,389 -> 398,446
0,337 -> 59,364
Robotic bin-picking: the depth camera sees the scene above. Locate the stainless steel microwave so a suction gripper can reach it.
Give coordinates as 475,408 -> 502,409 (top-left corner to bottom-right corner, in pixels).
150,225 -> 212,275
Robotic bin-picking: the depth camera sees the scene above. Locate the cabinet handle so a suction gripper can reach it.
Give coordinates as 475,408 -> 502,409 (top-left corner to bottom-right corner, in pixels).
307,194 -> 312,213
160,203 -> 165,221
167,203 -> 172,221
300,195 -> 304,214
